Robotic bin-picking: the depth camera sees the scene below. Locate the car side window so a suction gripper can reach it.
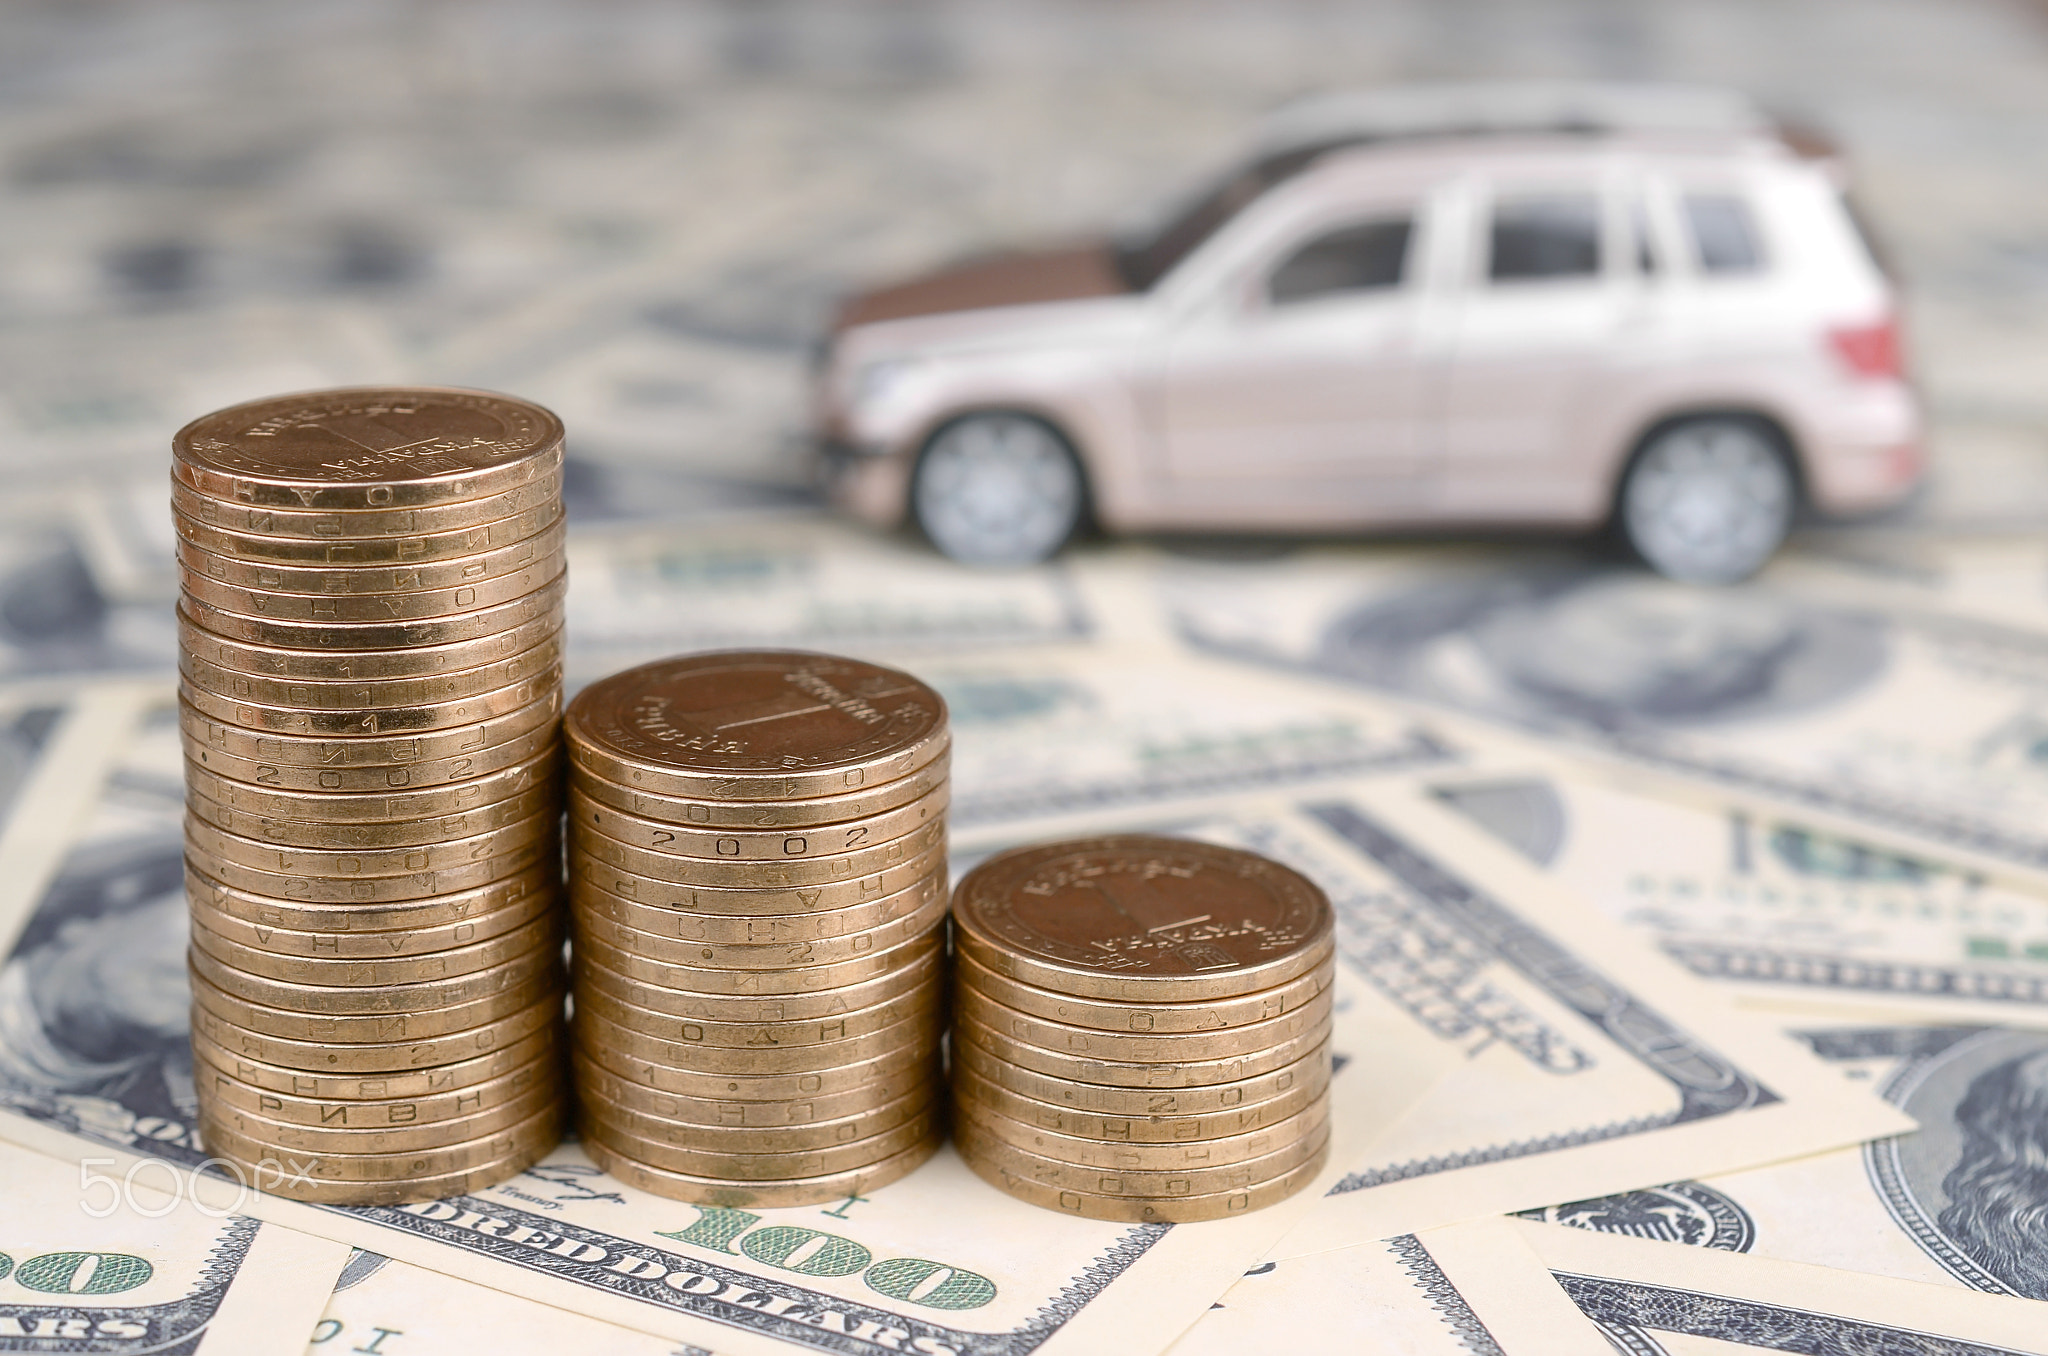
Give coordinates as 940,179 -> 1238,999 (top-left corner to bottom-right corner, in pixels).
1683,192 -> 1765,273
1267,217 -> 1412,304
1488,192 -> 1601,281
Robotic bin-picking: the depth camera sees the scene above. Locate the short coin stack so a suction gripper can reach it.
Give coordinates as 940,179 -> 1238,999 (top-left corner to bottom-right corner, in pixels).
950,835 -> 1336,1222
564,651 -> 950,1206
175,386 -> 571,1205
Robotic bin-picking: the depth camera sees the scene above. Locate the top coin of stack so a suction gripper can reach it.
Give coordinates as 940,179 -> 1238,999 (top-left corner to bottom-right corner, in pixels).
175,387 -> 572,1206
949,835 -> 1336,1223
564,650 -> 951,1207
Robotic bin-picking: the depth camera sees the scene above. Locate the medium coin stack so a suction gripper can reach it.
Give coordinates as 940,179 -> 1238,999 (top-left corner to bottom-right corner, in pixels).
563,651 -> 951,1206
949,835 -> 1336,1222
175,387 -> 571,1205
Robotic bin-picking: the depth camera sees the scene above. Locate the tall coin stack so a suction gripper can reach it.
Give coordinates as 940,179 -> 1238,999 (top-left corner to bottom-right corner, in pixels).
174,387 -> 571,1205
564,651 -> 950,1206
949,836 -> 1336,1222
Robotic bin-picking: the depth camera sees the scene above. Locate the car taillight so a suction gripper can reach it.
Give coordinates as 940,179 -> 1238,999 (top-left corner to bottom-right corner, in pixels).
1828,316 -> 1905,380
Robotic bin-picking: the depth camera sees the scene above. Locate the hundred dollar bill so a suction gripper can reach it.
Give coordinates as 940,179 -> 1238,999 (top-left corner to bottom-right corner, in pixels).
1193,780 -> 1915,1262
0,687 -> 1454,1356
562,515 -> 1095,681
0,1135 -> 347,1356
930,647 -> 1464,839
310,1251 -> 712,1356
1415,762 -> 2048,1027
1171,1217 -> 1605,1356
1519,1022 -> 2048,1305
1511,1215 -> 2048,1355
1156,544 -> 2048,891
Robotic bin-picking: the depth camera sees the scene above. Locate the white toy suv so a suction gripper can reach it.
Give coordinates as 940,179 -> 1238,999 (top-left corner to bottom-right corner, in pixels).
813,84 -> 1922,583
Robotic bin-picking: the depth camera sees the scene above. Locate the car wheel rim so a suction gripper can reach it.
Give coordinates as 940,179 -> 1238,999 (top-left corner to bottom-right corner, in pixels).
914,416 -> 1081,566
1624,423 -> 1792,584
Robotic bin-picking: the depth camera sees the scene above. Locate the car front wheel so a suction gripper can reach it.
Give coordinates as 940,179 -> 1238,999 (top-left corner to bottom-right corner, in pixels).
1620,418 -> 1795,584
911,413 -> 1086,566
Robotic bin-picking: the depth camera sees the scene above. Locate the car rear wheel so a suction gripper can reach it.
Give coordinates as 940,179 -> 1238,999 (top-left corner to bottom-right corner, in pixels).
911,413 -> 1086,566
1620,418 -> 1795,584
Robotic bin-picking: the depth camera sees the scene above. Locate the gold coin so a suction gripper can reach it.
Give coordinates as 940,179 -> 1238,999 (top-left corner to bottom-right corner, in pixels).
191,997 -> 558,1073
200,1115 -> 560,1206
572,940 -> 941,1024
572,979 -> 939,1052
950,1054 -> 1327,1144
572,752 -> 949,829
564,652 -> 948,802
568,841 -> 944,916
958,1131 -> 1329,1224
185,835 -> 555,904
584,1123 -> 937,1208
174,492 -> 564,567
573,1089 -> 933,1163
180,606 -> 561,680
185,779 -> 556,850
192,1021 -> 558,1099
952,835 -> 1336,1004
198,1052 -> 560,1129
569,816 -> 943,889
189,877 -> 554,961
180,555 -> 562,625
199,1100 -> 564,1182
954,984 -> 1333,1064
581,1089 -> 937,1163
569,864 -> 942,946
179,687 -> 560,767
570,1047 -> 938,1129
176,518 -> 565,594
185,749 -> 557,825
172,387 -> 565,509
183,634 -> 564,713
571,883 -> 946,971
951,1030 -> 1332,1118
181,664 -> 560,736
582,1100 -> 939,1181
956,950 -> 1333,1035
186,858 -> 556,934
575,1020 -> 937,1103
571,1003 -> 939,1077
179,570 -> 565,650
955,1113 -> 1328,1199
184,718 -> 558,794
190,968 -> 561,1042
189,937 -> 560,1015
202,1079 -> 561,1155
955,1089 -> 1329,1172
953,1010 -> 1326,1090
185,808 -> 556,877
191,909 -> 560,986
170,467 -> 564,541
569,782 -> 946,862
566,917 -> 940,998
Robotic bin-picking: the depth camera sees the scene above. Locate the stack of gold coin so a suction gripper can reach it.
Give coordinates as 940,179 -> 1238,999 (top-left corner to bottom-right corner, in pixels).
174,387 -> 572,1205
949,835 -> 1336,1222
563,650 -> 950,1206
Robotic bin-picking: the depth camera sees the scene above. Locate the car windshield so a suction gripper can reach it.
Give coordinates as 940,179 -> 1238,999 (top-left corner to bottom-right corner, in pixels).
1112,142 -> 1340,291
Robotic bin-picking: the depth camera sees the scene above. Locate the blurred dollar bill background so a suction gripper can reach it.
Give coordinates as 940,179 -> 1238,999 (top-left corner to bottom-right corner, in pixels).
2,2 -> 2048,1353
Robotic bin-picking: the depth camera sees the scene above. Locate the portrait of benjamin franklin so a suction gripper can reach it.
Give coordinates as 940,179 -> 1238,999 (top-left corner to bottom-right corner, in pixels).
0,835 -> 196,1139
1313,565 -> 1888,732
1869,1028 -> 2048,1301
1935,1048 -> 2048,1298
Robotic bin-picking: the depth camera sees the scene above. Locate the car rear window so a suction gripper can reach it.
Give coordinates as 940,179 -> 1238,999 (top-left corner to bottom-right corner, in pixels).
1269,217 -> 1412,303
1683,192 -> 1765,273
1489,193 -> 1601,281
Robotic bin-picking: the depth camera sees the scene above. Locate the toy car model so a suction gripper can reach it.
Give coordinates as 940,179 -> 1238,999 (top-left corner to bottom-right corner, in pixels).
812,83 -> 1922,583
